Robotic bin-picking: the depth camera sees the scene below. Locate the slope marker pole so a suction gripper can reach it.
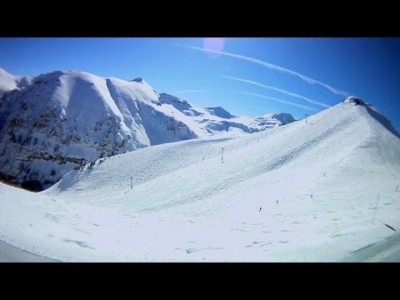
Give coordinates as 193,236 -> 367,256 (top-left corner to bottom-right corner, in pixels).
372,194 -> 380,225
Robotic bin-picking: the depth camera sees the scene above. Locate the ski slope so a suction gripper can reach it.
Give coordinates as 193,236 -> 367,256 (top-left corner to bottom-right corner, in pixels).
1,100 -> 399,261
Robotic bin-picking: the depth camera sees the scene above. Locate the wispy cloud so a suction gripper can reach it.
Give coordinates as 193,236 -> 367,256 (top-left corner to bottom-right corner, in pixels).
174,44 -> 349,97
223,75 -> 330,108
238,91 -> 316,111
173,89 -> 209,94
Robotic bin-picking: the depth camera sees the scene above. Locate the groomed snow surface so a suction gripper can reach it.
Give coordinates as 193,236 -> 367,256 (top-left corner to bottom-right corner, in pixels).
1,101 -> 400,262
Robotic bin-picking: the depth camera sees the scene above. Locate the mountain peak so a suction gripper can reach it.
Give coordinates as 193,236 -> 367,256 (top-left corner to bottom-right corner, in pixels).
344,96 -> 366,106
271,113 -> 296,125
340,96 -> 399,138
204,107 -> 235,119
131,77 -> 144,83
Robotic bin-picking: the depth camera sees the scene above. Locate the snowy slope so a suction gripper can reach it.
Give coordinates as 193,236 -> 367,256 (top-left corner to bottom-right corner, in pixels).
1,99 -> 399,262
0,70 -> 294,191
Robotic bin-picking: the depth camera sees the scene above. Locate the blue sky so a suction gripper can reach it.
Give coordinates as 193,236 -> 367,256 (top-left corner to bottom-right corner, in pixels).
0,37 -> 399,129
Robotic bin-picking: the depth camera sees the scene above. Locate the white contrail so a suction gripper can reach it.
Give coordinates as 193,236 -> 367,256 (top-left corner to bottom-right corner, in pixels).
223,75 -> 330,108
173,89 -> 208,94
174,44 -> 349,97
238,91 -> 316,111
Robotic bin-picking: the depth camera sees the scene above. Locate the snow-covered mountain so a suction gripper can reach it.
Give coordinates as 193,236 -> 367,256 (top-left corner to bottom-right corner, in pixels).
0,69 -> 295,191
158,92 -> 296,135
0,68 -> 32,96
0,98 -> 399,262
0,70 -> 196,190
204,106 -> 235,119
